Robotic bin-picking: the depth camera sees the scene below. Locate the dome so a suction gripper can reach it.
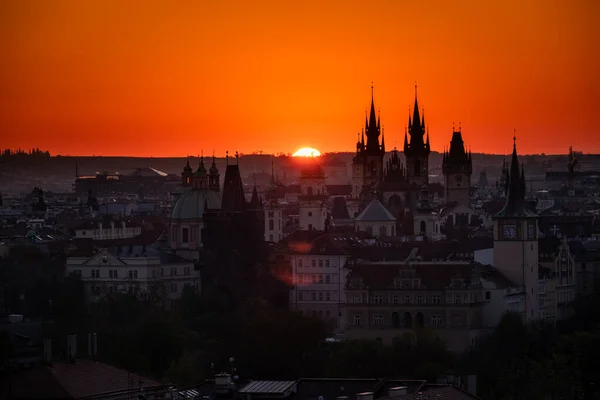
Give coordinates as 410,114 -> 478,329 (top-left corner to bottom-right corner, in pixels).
171,188 -> 222,220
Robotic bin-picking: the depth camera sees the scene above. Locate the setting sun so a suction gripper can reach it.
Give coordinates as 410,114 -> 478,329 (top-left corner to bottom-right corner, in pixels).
292,147 -> 321,157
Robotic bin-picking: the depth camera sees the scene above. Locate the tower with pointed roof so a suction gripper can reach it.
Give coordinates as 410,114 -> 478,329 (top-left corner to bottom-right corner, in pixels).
492,134 -> 540,322
351,85 -> 386,200
442,126 -> 473,206
181,158 -> 193,187
403,86 -> 431,187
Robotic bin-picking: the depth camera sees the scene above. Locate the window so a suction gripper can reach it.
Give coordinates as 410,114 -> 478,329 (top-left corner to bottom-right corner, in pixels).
182,228 -> 189,243
298,292 -> 304,301
160,268 -> 164,276
109,269 -> 118,279
432,295 -> 441,304
170,283 -> 178,293
374,295 -> 383,304
485,291 -> 491,300
431,315 -> 443,326
318,275 -> 324,283
312,260 -> 316,267
318,292 -> 324,301
420,221 -> 426,233
269,234 -> 273,241
308,211 -> 313,217
325,275 -> 331,284
269,219 -> 274,230
326,292 -> 331,301
373,314 -> 384,326
353,315 -> 361,326
91,269 -> 100,278
171,267 -> 177,276
416,296 -> 423,304
184,267 -> 191,275
318,259 -> 323,267
325,259 -> 330,267
128,270 -> 138,279
392,295 -> 399,304
311,292 -> 317,301
268,211 -> 274,218
298,259 -> 303,267
404,295 -> 412,304
455,294 -> 462,304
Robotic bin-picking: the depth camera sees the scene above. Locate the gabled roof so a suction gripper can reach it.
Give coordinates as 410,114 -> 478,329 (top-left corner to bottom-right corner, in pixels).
355,199 -> 396,222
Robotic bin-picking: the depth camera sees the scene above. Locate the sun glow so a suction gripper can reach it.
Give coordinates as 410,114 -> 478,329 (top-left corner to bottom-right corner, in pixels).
292,147 -> 321,157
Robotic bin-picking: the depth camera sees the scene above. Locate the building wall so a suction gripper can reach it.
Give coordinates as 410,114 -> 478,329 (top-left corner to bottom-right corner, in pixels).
413,213 -> 443,240
444,173 -> 471,207
355,220 -> 396,237
290,254 -> 350,332
493,219 -> 539,322
66,251 -> 199,302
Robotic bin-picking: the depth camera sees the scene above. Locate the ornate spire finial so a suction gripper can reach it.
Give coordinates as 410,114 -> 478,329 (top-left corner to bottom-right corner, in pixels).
513,129 -> 517,144
226,150 -> 229,165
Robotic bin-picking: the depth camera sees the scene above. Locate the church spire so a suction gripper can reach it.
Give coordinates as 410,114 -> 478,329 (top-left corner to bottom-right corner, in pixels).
496,131 -> 535,217
411,83 -> 421,131
369,83 -> 377,129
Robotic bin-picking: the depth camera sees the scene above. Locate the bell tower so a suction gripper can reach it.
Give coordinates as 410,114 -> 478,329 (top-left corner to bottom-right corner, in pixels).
493,133 -> 539,322
442,125 -> 473,206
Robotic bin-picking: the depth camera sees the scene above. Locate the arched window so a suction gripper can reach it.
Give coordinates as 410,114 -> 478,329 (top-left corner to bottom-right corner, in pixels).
307,186 -> 313,196
182,228 -> 189,243
415,312 -> 424,328
403,312 -> 412,329
392,312 -> 400,328
420,221 -> 426,233
366,226 -> 373,236
379,225 -> 387,237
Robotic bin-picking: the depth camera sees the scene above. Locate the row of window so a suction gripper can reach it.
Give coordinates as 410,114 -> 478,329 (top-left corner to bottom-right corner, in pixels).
297,291 -> 337,301
72,266 -> 192,279
296,258 -> 337,268
353,312 -> 443,327
297,274 -> 336,284
347,292 -> 480,305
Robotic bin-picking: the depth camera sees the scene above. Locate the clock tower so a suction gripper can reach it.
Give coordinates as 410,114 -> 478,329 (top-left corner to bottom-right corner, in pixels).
493,134 -> 539,322
442,126 -> 472,206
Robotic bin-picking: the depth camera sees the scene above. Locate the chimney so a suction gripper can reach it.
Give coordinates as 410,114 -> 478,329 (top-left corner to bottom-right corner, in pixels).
88,333 -> 98,357
388,387 -> 408,398
43,338 -> 52,364
356,392 -> 374,400
67,334 -> 77,361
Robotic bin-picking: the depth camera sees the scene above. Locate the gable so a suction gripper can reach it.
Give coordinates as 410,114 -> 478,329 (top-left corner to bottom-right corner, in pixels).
83,249 -> 127,266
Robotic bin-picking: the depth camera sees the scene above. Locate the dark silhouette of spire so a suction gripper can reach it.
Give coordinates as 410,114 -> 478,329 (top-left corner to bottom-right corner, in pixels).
496,133 -> 536,217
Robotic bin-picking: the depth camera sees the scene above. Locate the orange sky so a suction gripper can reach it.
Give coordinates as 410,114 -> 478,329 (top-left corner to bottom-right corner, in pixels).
1,0 -> 599,157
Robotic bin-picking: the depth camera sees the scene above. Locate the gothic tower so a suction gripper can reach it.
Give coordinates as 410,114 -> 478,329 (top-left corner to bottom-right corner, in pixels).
442,126 -> 473,206
492,134 -> 539,322
403,86 -> 431,187
351,85 -> 386,199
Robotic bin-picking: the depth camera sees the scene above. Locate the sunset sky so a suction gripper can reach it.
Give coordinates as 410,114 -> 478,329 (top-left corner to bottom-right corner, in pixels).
1,0 -> 598,157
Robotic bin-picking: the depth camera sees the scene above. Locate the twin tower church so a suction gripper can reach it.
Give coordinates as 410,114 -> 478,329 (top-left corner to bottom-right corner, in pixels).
344,85 -> 473,238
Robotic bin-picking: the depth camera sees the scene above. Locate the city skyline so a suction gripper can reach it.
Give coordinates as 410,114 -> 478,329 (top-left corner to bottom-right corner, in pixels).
1,0 -> 598,157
